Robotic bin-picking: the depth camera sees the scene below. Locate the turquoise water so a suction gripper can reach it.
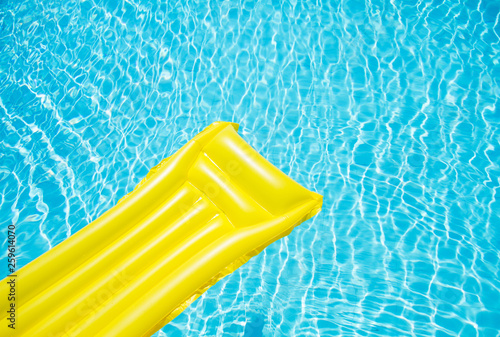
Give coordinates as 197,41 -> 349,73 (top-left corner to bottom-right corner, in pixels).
1,0 -> 499,336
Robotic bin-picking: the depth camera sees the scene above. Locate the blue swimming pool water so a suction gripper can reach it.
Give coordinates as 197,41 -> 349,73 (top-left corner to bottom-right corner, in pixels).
1,0 -> 499,336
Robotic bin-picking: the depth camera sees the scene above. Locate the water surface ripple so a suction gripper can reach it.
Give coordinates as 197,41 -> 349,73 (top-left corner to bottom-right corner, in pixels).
1,0 -> 499,336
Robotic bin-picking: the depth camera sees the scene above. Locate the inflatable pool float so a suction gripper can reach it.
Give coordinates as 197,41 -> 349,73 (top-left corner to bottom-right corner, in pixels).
0,122 -> 322,336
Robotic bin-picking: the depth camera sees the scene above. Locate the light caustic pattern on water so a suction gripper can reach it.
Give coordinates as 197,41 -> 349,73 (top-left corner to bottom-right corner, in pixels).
0,0 -> 499,336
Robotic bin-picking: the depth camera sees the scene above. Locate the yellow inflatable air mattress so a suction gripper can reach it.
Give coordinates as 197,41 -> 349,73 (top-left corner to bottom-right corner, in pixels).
0,122 -> 322,337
